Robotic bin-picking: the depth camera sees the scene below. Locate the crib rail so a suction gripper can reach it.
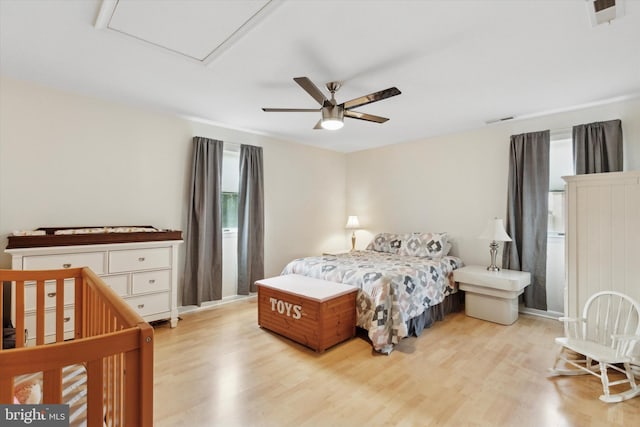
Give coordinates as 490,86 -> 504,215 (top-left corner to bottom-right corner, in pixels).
0,268 -> 153,427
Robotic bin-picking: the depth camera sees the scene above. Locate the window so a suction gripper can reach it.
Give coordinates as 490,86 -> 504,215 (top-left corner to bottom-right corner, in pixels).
548,133 -> 573,234
221,148 -> 240,232
222,192 -> 238,230
549,134 -> 573,192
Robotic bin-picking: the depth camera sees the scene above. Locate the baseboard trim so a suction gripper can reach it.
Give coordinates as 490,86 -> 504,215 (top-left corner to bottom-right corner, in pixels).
179,293 -> 256,315
519,306 -> 563,320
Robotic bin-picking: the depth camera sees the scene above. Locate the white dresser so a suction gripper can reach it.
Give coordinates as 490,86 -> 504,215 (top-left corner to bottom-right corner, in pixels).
6,239 -> 182,343
564,171 -> 640,318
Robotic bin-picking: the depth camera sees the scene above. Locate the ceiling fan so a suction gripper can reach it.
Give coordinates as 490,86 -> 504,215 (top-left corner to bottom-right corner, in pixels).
262,77 -> 401,130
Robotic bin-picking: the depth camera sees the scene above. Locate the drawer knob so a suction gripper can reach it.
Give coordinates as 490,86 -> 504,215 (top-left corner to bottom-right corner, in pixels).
138,257 -> 146,262
137,304 -> 145,309
148,279 -> 155,284
63,317 -> 71,322
62,263 -> 72,268
47,292 -> 56,298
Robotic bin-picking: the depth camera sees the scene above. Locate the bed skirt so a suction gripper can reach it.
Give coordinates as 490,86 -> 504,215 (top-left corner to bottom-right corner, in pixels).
406,291 -> 464,336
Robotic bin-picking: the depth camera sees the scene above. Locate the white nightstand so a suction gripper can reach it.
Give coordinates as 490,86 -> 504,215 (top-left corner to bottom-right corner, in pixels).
453,265 -> 531,325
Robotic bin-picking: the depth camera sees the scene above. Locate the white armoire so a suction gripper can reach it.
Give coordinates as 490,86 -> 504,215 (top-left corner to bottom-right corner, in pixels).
563,171 -> 640,318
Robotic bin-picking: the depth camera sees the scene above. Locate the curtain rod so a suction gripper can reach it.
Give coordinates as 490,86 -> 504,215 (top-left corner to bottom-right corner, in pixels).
224,141 -> 241,152
550,127 -> 572,140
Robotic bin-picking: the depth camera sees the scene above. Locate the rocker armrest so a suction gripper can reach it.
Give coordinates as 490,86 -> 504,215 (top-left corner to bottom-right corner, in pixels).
611,334 -> 640,358
611,334 -> 640,342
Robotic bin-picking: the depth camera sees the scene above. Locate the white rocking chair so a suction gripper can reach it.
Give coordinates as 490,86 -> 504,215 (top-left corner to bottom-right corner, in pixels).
549,290 -> 640,403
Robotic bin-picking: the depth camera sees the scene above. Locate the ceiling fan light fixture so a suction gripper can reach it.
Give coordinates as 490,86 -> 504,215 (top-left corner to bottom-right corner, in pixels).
321,106 -> 344,130
262,77 -> 400,130
321,118 -> 344,130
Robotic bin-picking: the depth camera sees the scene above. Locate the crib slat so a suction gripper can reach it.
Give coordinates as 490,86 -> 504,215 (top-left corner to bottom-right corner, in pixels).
43,368 -> 63,403
56,278 -> 64,343
107,353 -> 121,426
124,349 -> 141,426
104,355 -> 112,425
117,353 -> 124,426
74,276 -> 83,339
0,377 -> 13,404
138,324 -> 154,427
15,281 -> 25,348
86,359 -> 104,426
36,280 -> 45,345
0,282 -> 3,350
89,290 -> 95,337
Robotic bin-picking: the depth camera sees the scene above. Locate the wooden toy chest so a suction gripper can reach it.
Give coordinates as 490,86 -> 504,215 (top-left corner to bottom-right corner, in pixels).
256,274 -> 357,352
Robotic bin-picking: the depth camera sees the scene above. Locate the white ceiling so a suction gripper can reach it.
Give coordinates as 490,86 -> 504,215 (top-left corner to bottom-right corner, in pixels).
1,0 -> 639,153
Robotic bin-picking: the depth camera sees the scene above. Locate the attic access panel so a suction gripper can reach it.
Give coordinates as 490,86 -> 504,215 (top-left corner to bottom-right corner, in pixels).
96,0 -> 274,62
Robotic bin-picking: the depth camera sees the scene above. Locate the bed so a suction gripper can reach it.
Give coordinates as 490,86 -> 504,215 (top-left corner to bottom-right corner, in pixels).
0,267 -> 153,426
282,232 -> 463,353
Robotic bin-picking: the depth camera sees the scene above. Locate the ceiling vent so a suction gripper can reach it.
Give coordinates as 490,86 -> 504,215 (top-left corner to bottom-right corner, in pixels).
587,0 -> 625,26
485,116 -> 514,125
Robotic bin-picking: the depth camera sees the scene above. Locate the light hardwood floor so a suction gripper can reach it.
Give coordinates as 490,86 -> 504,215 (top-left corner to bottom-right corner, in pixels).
153,298 -> 640,427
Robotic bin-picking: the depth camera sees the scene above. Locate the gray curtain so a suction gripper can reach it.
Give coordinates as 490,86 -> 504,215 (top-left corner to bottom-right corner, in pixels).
573,119 -> 623,174
237,144 -> 264,295
502,130 -> 550,310
182,137 -> 224,305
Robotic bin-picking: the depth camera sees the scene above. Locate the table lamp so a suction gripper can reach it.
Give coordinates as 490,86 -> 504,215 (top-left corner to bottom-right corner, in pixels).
345,216 -> 360,251
478,218 -> 512,271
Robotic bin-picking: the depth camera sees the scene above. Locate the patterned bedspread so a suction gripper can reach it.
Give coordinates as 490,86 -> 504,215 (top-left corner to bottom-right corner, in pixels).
281,250 -> 463,353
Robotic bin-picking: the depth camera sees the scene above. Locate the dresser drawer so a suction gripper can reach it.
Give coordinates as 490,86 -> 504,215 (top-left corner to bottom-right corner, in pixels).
132,270 -> 170,294
101,274 -> 129,297
109,247 -> 171,273
126,292 -> 170,317
23,252 -> 105,274
24,307 -> 75,341
23,280 -> 75,311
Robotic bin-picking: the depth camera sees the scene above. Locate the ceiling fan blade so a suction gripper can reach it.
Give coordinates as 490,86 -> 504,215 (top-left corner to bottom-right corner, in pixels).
293,77 -> 328,106
313,120 -> 323,130
343,87 -> 401,110
262,108 -> 320,112
344,110 -> 389,123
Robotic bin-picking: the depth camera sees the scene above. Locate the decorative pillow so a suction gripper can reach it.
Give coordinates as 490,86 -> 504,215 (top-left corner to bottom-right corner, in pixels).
366,233 -> 404,254
398,232 -> 449,258
443,241 -> 452,256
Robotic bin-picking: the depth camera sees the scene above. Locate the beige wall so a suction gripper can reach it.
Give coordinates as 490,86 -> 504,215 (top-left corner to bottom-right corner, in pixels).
346,97 -> 640,267
0,76 -> 346,291
2,75 -> 638,297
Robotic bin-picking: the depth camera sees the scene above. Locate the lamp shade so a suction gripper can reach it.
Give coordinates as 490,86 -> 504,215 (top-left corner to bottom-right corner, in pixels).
478,218 -> 512,242
345,216 -> 360,229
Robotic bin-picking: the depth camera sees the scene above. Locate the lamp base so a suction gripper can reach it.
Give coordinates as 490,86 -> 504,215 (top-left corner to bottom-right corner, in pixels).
351,232 -> 356,251
486,241 -> 501,272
